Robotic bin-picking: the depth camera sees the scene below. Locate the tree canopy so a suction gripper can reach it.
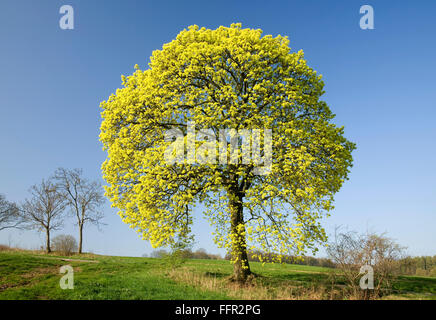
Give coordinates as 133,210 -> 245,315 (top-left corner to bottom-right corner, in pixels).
100,24 -> 355,280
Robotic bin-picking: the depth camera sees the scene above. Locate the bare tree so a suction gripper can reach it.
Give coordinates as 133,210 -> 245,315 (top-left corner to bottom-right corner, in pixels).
52,234 -> 78,256
327,229 -> 405,299
21,179 -> 66,253
54,168 -> 105,254
0,194 -> 22,231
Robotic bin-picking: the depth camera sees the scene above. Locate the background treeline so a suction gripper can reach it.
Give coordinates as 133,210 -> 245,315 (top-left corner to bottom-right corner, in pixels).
147,248 -> 222,260
224,250 -> 336,268
148,247 -> 335,268
149,247 -> 436,277
397,255 -> 436,277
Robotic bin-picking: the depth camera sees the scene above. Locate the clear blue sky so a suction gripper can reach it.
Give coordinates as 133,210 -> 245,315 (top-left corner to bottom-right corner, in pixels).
1,0 -> 435,258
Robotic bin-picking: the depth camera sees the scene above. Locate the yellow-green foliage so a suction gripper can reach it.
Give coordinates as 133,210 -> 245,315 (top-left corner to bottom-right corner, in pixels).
99,24 -> 355,262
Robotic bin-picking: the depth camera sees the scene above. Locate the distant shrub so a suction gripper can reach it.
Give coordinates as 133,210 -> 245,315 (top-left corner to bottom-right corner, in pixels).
52,235 -> 78,256
165,237 -> 196,269
327,231 -> 405,299
0,244 -> 11,251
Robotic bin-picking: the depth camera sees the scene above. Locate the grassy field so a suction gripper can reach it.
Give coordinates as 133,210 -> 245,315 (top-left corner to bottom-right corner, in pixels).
1,249 -> 435,300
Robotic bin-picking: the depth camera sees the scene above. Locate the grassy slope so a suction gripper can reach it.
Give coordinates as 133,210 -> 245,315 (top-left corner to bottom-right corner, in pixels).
0,251 -> 228,300
0,250 -> 435,300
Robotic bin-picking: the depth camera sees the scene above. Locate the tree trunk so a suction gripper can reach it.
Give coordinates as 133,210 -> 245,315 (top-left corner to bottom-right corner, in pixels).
228,188 -> 251,282
78,223 -> 83,254
46,228 -> 51,253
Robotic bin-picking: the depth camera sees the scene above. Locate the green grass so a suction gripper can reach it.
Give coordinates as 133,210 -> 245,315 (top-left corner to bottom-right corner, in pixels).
0,251 -> 228,300
0,250 -> 435,300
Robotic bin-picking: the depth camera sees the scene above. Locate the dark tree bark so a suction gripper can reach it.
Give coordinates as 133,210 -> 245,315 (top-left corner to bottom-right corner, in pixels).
228,187 -> 251,281
45,227 -> 51,253
78,223 -> 84,254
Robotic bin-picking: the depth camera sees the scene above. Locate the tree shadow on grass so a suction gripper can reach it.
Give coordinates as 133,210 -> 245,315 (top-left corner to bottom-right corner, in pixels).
204,271 -> 229,279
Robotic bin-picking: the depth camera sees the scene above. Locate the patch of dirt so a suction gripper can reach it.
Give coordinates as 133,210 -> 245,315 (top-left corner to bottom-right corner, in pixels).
60,258 -> 99,263
0,283 -> 18,291
33,256 -> 99,263
21,267 -> 58,279
0,265 -> 81,292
